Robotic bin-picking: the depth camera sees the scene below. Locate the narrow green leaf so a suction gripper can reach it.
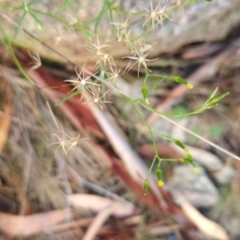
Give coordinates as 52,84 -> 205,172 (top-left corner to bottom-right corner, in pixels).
7,40 -> 34,84
210,92 -> 229,104
208,87 -> 219,101
28,11 -> 43,30
174,76 -> 188,85
14,12 -> 27,37
174,140 -> 185,149
206,102 -> 218,109
55,89 -> 82,106
174,76 -> 193,89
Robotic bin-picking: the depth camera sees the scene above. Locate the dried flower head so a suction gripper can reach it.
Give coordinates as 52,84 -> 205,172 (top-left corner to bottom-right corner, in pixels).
158,0 -> 171,26
171,0 -> 185,11
64,66 -> 99,100
111,15 -> 131,35
98,52 -> 116,69
123,49 -> 158,77
53,26 -> 66,45
28,51 -> 41,70
64,13 -> 78,25
48,131 -> 85,156
143,0 -> 171,29
84,88 -> 112,110
87,35 -> 111,56
107,65 -> 122,82
46,101 -> 86,156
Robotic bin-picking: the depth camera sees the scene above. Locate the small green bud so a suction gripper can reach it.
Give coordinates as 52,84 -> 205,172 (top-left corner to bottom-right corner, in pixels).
208,87 -> 219,101
174,76 -> 188,85
174,140 -> 185,150
181,154 -> 193,164
174,76 -> 193,89
143,180 -> 149,196
156,169 -> 162,180
210,92 -> 229,104
156,169 -> 164,187
141,87 -> 150,105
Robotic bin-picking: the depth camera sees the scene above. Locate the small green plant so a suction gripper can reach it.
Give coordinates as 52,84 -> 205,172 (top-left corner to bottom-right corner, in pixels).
0,0 -> 237,196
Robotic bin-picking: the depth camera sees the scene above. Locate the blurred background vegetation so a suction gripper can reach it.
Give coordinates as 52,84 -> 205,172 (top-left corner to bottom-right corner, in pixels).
0,0 -> 240,239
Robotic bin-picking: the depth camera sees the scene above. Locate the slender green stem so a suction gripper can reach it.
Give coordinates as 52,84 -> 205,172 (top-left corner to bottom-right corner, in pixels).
146,155 -> 157,180
131,102 -> 158,157
0,26 -> 34,84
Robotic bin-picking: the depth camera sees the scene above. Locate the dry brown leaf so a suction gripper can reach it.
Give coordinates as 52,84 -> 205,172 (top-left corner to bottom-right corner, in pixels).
181,200 -> 229,240
0,209 -> 73,237
67,194 -> 134,218
0,106 -> 12,151
0,78 -> 12,152
82,202 -> 121,240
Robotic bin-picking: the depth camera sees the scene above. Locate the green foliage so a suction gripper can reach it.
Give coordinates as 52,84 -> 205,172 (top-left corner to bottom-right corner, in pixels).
0,0 -> 227,195
13,0 -> 43,37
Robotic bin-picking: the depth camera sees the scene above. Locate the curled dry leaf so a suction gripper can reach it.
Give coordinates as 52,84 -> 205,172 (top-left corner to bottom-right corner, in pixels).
67,194 -> 134,217
0,209 -> 73,237
180,199 -> 229,240
83,202 -> 122,240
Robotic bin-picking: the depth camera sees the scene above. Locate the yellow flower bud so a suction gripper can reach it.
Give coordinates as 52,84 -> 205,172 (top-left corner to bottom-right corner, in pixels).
158,180 -> 164,186
194,168 -> 200,174
184,148 -> 190,154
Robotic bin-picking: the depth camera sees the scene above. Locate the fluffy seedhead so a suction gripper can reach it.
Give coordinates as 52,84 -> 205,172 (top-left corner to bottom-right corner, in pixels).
64,66 -> 99,100
28,51 -> 41,70
64,13 -> 78,25
143,0 -> 171,29
86,36 -> 115,69
111,16 -> 130,34
87,35 -> 111,56
123,48 -> 158,77
84,88 -> 112,110
171,0 -> 185,11
97,52 -> 116,70
53,25 -> 66,45
107,65 -> 122,82
48,131 -> 85,156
